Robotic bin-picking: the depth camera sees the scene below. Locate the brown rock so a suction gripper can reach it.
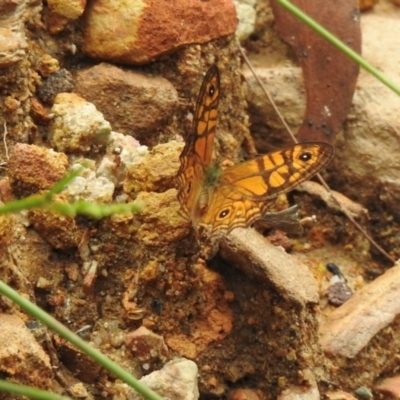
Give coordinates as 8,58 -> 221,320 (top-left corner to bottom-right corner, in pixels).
219,228 -> 319,306
83,0 -> 238,65
375,375 -> 400,398
125,326 -> 168,363
74,63 -> 179,142
7,143 -> 68,196
229,388 -> 263,400
30,97 -> 52,125
359,0 -> 379,11
53,335 -> 102,384
29,210 -> 85,250
0,314 -> 52,387
319,261 -> 400,358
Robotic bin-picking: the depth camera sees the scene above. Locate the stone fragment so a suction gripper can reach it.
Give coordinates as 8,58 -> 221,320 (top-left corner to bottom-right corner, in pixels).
29,210 -> 84,249
135,189 -> 189,246
375,375 -> 400,398
326,280 -> 353,307
0,0 -> 34,68
359,0 -> 379,11
37,69 -> 74,105
278,371 -> 319,400
233,1 -> 256,41
30,97 -> 52,125
7,143 -> 68,196
97,131 -> 143,187
335,7 -> 400,217
74,63 -> 179,142
124,141 -> 181,194
0,314 -> 52,387
324,390 -> 357,400
53,335 -> 102,384
296,181 -> 368,219
229,388 -> 262,400
125,326 -> 168,364
50,93 -> 111,154
83,0 -> 237,65
319,261 -> 400,358
37,54 -> 60,77
219,228 -> 319,306
47,0 -> 87,34
244,67 -> 305,152
64,165 -> 115,203
130,358 -> 199,400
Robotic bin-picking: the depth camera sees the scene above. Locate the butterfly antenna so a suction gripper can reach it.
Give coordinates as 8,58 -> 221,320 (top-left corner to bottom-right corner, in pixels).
237,39 -> 395,264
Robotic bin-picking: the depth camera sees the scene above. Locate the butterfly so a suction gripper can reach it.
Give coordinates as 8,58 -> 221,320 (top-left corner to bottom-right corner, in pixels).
176,65 -> 334,235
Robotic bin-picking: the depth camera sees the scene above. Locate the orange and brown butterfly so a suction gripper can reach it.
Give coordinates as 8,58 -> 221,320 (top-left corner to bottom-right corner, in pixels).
175,65 -> 334,234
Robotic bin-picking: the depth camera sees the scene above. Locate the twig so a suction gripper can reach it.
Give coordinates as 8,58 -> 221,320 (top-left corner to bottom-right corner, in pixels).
3,122 -> 9,160
237,41 -> 395,264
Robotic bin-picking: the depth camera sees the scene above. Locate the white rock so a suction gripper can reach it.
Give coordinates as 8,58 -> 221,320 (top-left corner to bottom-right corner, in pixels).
129,358 -> 199,400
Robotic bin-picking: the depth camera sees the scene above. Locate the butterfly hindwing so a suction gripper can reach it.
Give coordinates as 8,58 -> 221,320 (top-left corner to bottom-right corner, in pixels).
200,142 -> 334,233
220,143 -> 334,201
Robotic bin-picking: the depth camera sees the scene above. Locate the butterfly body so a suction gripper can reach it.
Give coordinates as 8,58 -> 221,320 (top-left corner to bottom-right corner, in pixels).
176,66 -> 334,235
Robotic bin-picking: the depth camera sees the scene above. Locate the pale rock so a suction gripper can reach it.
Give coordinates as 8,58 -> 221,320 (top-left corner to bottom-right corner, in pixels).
125,326 -> 168,364
233,0 -> 257,40
130,358 -> 199,400
335,3 -> 400,216
65,166 -> 115,204
50,93 -> 111,154
220,228 -> 319,306
278,371 -> 319,400
96,131 -> 145,187
319,260 -> 400,358
244,67 -> 305,152
0,0 -> 39,67
0,314 -> 52,386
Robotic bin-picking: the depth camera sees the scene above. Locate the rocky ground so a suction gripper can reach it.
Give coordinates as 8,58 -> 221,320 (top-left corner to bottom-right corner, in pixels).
0,0 -> 400,399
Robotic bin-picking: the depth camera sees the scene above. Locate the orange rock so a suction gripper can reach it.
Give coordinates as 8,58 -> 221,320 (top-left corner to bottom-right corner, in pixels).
83,0 -> 238,65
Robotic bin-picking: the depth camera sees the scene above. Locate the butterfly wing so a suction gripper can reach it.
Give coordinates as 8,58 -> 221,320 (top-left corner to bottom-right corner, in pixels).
197,142 -> 334,233
220,143 -> 334,201
176,66 -> 220,217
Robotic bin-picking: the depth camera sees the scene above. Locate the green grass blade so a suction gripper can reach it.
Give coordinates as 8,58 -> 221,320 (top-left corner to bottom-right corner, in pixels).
0,281 -> 164,400
0,380 -> 71,400
274,0 -> 400,96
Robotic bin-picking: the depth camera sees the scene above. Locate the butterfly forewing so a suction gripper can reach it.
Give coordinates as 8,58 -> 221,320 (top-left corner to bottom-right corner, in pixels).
220,143 -> 334,201
176,66 -> 220,217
